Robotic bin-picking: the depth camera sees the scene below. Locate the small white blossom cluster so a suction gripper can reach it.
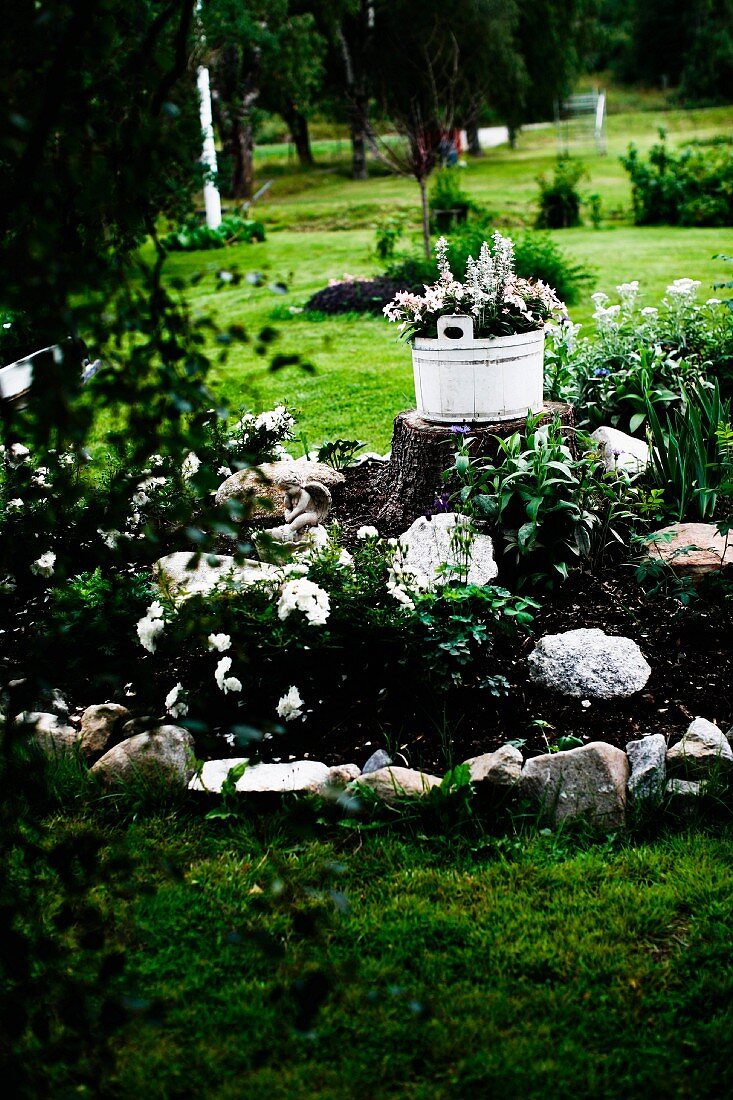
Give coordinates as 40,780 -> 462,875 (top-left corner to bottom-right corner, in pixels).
30,550 -> 55,578
277,577 -> 330,626
384,233 -> 566,340
136,600 -> 166,653
356,525 -> 379,539
181,452 -> 202,481
5,443 -> 30,468
165,682 -> 188,718
215,655 -> 242,694
229,405 -> 296,453
385,540 -> 426,611
132,476 -> 167,507
276,685 -> 304,722
207,632 -> 231,652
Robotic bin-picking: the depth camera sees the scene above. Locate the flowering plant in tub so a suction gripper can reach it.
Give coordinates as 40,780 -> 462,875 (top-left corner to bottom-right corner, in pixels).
384,233 -> 567,423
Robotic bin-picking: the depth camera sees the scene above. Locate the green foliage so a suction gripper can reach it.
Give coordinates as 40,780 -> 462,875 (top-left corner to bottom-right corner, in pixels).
563,279 -> 733,431
161,214 -> 266,252
645,379 -> 733,521
622,132 -> 733,227
535,156 -> 587,229
373,215 -> 405,261
447,414 -> 612,587
316,439 -> 366,469
429,168 -> 470,211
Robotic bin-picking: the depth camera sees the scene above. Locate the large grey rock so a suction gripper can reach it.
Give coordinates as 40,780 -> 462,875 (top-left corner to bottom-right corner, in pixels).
154,552 -> 282,602
626,734 -> 666,802
521,741 -> 630,828
528,628 -> 651,700
190,759 -> 330,794
215,460 -> 345,520
17,711 -> 79,755
592,426 -> 649,474
644,522 -> 733,581
665,777 -> 707,810
398,513 -> 498,589
79,703 -> 130,761
362,749 -> 392,774
462,744 -> 523,786
666,717 -> 733,778
91,725 -> 195,788
350,766 -> 442,805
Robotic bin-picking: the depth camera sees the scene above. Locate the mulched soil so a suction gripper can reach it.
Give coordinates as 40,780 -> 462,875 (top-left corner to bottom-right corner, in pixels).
277,463 -> 733,774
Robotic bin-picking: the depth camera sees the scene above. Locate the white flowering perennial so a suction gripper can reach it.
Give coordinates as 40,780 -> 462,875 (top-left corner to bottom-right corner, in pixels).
384,233 -> 566,340
254,404 -> 295,438
276,685 -> 304,722
356,525 -> 379,539
277,578 -> 330,626
165,682 -> 188,718
30,551 -> 55,578
207,632 -> 232,652
181,451 -> 202,481
214,656 -> 243,694
6,443 -> 30,467
136,600 -> 166,653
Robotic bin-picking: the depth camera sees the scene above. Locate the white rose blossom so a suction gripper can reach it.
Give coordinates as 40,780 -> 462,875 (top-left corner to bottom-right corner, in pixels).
214,655 -> 242,694
6,498 -> 24,511
277,578 -> 330,626
207,633 -> 232,652
30,551 -> 56,578
136,600 -> 166,653
182,451 -> 202,480
165,683 -> 188,718
356,525 -> 379,540
276,685 -> 304,722
7,443 -> 30,467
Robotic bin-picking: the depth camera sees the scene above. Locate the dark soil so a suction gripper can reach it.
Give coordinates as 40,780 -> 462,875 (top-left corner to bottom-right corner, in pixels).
278,462 -> 733,774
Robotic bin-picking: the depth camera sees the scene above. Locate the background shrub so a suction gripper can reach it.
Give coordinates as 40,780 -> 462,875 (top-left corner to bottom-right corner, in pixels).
535,157 -> 587,230
621,133 -> 733,227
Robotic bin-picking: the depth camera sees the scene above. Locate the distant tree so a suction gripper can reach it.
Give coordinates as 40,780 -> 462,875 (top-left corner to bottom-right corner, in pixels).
368,0 -> 527,256
317,0 -> 376,180
259,9 -> 327,167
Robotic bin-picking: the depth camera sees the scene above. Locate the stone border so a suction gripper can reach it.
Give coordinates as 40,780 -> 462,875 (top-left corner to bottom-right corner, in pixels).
21,709 -> 733,829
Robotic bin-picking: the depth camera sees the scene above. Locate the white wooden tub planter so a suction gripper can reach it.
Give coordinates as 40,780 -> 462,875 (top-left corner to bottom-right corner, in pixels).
412,314 -> 545,424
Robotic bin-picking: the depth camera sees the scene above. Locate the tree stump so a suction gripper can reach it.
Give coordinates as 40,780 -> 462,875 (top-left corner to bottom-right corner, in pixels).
375,403 -> 575,534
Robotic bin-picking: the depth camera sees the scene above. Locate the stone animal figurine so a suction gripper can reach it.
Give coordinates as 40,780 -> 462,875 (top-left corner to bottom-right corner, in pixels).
269,469 -> 332,543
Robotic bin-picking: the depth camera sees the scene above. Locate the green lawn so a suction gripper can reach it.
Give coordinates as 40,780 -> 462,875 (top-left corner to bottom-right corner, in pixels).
25,807 -> 733,1098
152,103 -> 733,452
161,225 -> 731,453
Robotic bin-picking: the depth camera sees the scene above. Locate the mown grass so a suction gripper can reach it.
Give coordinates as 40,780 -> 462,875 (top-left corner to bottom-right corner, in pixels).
147,103 -> 733,452
24,804 -> 733,1098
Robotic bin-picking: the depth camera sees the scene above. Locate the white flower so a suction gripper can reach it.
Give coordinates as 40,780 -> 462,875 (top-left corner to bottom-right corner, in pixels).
706,298 -> 722,306
6,498 -> 23,511
7,443 -> 30,467
59,452 -> 75,467
337,549 -> 354,569
641,307 -> 658,318
277,685 -> 304,722
32,467 -> 50,487
182,451 -> 202,480
215,656 -> 242,694
30,551 -> 55,578
217,466 -> 232,479
277,578 -> 330,626
133,476 -> 167,506
356,525 -> 379,540
98,528 -> 122,549
255,405 -> 295,439
207,632 -> 231,652
165,682 -> 188,718
136,600 -> 166,653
